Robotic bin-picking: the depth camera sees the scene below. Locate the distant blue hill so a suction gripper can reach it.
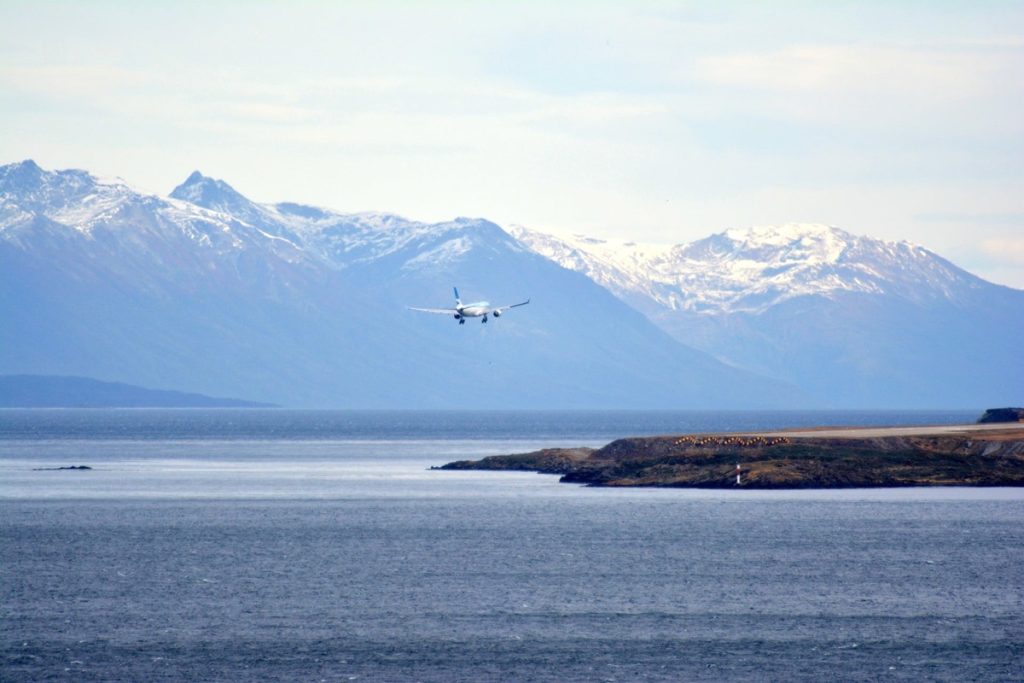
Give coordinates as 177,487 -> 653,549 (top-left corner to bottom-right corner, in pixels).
0,375 -> 275,408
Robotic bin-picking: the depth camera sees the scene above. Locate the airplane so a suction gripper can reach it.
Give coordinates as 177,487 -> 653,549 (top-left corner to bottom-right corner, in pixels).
409,287 -> 530,324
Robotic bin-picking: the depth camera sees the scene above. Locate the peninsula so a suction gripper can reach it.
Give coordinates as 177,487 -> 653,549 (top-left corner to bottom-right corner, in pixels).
438,422 -> 1024,489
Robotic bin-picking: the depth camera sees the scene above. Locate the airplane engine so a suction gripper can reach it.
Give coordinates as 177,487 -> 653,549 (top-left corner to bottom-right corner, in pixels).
493,310 -> 501,318
453,314 -> 461,320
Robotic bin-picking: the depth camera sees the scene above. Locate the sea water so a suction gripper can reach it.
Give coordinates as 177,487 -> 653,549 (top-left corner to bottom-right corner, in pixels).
1,409 -> 1021,681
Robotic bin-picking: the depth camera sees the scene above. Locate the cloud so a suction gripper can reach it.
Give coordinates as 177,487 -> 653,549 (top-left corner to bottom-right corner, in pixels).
0,65 -> 147,99
0,58 -> 667,138
916,212 -> 1024,227
205,102 -> 322,125
945,234 -> 1024,289
698,44 -> 998,96
692,41 -> 1024,133
980,237 -> 1024,266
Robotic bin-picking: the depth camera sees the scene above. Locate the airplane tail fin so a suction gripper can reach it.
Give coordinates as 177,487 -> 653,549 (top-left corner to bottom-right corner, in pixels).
453,286 -> 462,306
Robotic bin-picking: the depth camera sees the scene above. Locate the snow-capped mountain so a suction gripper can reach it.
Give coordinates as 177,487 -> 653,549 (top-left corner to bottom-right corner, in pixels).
511,224 -> 1024,407
510,223 -> 982,314
6,159 -> 1017,408
3,161 -> 232,245
1,160 -> 796,408
169,170 -> 532,272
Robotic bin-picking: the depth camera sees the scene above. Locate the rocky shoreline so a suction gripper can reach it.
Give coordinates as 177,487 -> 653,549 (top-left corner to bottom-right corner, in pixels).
437,425 -> 1024,489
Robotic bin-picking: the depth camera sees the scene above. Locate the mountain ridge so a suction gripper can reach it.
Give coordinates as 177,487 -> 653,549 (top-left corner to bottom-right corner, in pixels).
1,160 -> 798,408
509,223 -> 1004,314
4,159 -> 1018,408
510,223 -> 1023,407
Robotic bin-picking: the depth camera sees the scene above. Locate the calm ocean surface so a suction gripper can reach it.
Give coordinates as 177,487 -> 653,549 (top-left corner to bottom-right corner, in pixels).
2,409 -> 1022,681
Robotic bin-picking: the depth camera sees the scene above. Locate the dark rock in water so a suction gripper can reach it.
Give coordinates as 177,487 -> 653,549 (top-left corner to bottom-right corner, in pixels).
32,465 -> 92,471
978,408 -> 1024,424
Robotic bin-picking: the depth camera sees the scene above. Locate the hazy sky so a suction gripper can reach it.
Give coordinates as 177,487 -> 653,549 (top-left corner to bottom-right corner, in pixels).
2,1 -> 1022,286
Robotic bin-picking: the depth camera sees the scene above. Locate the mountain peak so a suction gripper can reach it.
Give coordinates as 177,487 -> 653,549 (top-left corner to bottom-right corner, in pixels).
0,160 -> 128,217
513,222 -> 981,316
10,159 -> 42,173
722,223 -> 850,245
673,223 -> 858,270
446,217 -> 522,247
170,171 -> 254,214
0,159 -> 46,190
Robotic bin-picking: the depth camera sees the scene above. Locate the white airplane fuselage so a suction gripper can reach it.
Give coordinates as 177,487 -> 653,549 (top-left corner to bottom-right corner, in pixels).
455,302 -> 491,318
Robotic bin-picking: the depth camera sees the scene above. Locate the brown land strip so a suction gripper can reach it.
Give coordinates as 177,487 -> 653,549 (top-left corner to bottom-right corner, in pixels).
438,423 -> 1024,489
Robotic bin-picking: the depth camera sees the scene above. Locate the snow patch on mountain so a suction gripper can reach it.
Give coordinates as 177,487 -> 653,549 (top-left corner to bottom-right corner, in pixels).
1,160 -> 145,234
168,170 -> 521,271
5,161 -> 989,318
402,236 -> 473,270
511,223 -> 979,314
2,162 -> 521,277
0,161 -> 316,272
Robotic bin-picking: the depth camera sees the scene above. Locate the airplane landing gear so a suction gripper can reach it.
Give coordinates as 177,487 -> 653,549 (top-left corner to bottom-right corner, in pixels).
482,316 -> 488,323
459,318 -> 465,325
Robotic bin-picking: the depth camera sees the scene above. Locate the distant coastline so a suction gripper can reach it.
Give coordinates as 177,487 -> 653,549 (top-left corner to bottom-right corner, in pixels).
0,375 -> 275,408
439,422 -> 1024,489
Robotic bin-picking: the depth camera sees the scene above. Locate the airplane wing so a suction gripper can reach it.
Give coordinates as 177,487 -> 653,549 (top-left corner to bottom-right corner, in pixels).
408,306 -> 459,314
490,299 -> 530,314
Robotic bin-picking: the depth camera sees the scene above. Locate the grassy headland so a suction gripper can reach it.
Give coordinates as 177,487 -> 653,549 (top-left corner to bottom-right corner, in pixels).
438,425 -> 1024,489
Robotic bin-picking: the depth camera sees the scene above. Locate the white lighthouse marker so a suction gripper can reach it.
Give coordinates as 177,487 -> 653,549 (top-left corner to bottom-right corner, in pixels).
736,463 -> 742,485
